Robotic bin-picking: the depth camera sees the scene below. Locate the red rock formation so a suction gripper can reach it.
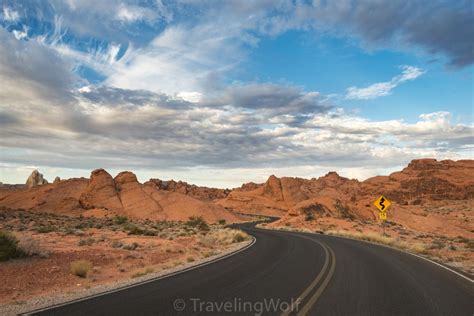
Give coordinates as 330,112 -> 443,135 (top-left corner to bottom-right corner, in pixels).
79,169 -> 123,211
114,171 -> 163,219
1,159 -> 472,228
237,182 -> 262,191
220,159 -> 474,224
146,179 -> 230,201
262,175 -> 284,201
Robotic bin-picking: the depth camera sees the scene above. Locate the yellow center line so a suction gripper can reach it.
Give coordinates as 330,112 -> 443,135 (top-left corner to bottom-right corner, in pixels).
297,245 -> 336,316
281,235 -> 332,316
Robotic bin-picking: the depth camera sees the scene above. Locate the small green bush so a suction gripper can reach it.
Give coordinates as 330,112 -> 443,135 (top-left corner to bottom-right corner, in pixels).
114,216 -> 128,225
78,238 -> 95,246
123,223 -> 144,235
186,216 -> 209,231
218,219 -> 226,225
0,231 -> 24,261
36,225 -> 55,233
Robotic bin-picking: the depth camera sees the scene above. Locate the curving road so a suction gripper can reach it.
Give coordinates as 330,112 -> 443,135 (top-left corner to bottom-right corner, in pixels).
26,222 -> 474,316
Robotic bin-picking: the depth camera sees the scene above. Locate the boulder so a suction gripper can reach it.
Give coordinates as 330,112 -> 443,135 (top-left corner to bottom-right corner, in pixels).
26,170 -> 48,189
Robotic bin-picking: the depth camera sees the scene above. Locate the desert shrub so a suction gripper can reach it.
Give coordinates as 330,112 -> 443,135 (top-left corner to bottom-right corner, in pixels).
17,224 -> 27,231
18,237 -> 47,257
186,216 -> 209,231
302,203 -> 327,221
132,267 -> 154,278
123,242 -> 139,250
218,219 -> 226,225
430,240 -> 446,250
124,223 -> 144,235
63,227 -> 75,235
70,260 -> 92,278
232,233 -> 246,243
203,251 -> 217,258
0,231 -> 24,261
111,240 -> 123,248
466,240 -> 474,250
187,256 -> 195,262
74,223 -> 86,229
36,225 -> 55,233
114,216 -> 128,225
455,236 -> 469,243
78,238 -> 95,246
334,200 -> 355,220
143,229 -> 158,236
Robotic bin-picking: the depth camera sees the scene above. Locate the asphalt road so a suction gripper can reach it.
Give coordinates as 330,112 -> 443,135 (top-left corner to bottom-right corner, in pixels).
28,223 -> 474,316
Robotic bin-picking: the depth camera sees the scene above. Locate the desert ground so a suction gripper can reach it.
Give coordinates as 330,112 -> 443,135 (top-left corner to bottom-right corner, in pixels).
0,209 -> 250,309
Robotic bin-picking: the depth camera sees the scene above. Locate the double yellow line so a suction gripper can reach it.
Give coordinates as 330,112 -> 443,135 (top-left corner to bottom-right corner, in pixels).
282,235 -> 336,316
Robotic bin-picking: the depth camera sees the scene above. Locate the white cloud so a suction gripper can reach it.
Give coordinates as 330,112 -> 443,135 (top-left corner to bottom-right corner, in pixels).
12,25 -> 27,40
116,5 -> 146,23
115,3 -> 171,24
345,65 -> 425,100
2,7 -> 19,22
106,22 -> 247,96
177,91 -> 202,103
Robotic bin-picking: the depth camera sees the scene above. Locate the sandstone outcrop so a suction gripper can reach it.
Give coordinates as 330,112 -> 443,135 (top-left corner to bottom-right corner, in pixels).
219,159 -> 474,225
79,169 -> 123,211
262,175 -> 284,201
1,159 -> 472,228
25,170 -> 48,189
115,171 -> 163,218
147,179 -> 230,201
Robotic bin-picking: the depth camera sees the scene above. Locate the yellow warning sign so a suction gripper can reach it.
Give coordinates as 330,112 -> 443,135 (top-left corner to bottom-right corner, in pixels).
374,195 -> 391,212
379,211 -> 387,221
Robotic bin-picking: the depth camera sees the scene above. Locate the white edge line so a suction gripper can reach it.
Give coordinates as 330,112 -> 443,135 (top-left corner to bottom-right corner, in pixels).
22,236 -> 257,315
325,234 -> 474,283
259,226 -> 474,283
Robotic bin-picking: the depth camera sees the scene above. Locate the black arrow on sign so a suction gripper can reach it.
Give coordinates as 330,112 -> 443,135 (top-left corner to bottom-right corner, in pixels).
379,197 -> 386,210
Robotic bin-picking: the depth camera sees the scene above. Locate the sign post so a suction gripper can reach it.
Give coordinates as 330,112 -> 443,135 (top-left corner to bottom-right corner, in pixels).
374,195 -> 391,236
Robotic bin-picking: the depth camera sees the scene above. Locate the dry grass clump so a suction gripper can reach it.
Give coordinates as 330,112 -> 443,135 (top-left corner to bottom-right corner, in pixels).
326,230 -> 429,255
132,267 -> 154,278
256,223 -> 313,234
70,259 -> 92,278
232,233 -> 246,243
199,229 -> 249,247
18,236 -> 49,258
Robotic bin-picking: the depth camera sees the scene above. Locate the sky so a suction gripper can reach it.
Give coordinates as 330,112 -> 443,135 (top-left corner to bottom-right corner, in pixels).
0,0 -> 473,188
